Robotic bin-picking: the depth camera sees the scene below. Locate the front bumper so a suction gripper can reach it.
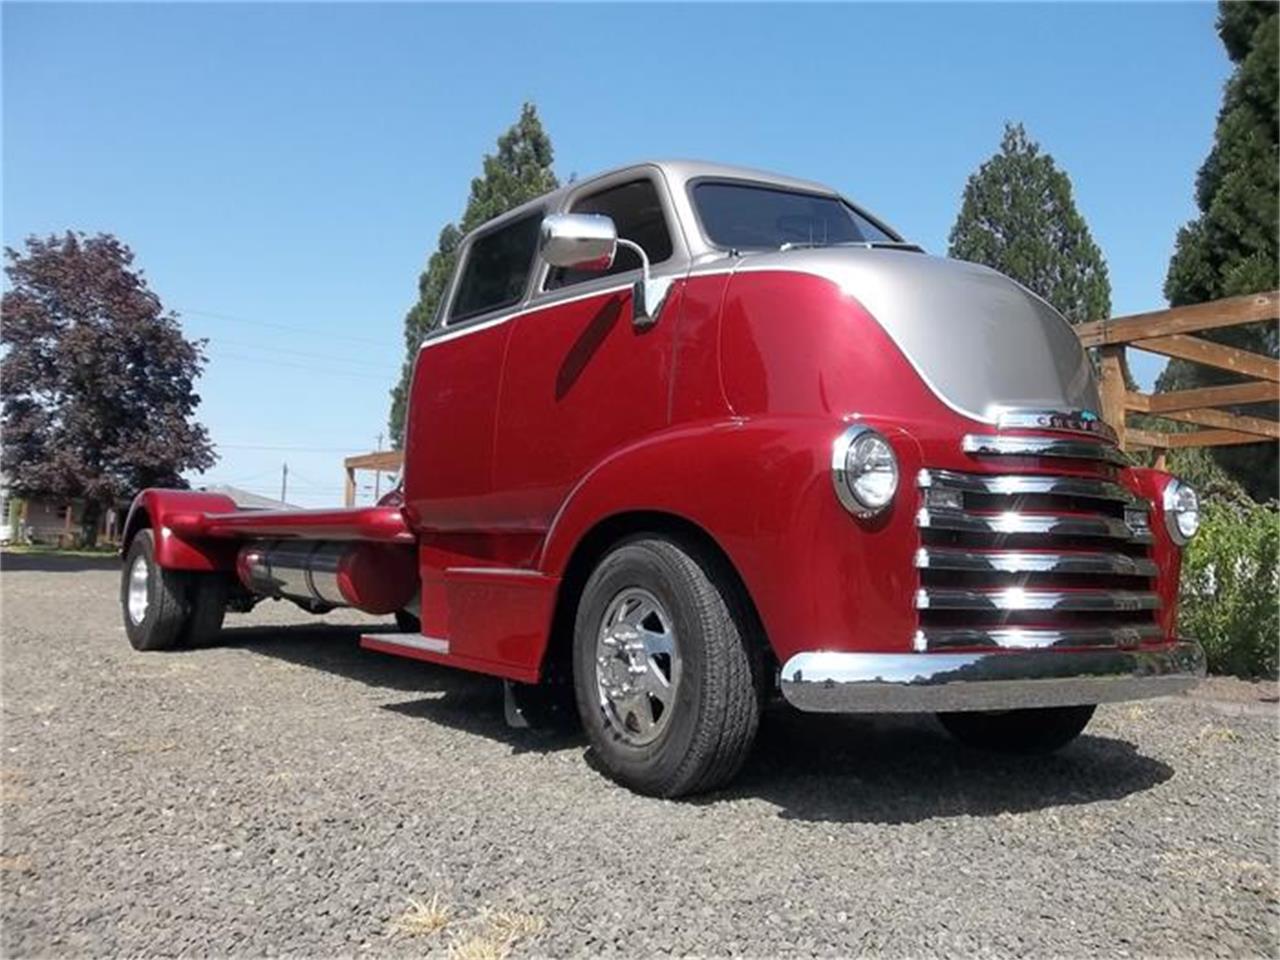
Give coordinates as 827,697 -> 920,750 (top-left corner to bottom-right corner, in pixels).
779,641 -> 1205,713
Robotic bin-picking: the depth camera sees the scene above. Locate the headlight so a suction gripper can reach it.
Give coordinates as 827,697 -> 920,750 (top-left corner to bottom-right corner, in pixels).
832,425 -> 899,517
1163,478 -> 1200,545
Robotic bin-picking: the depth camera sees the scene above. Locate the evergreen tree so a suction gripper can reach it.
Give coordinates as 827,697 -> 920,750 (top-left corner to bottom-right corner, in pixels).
389,103 -> 558,441
1160,1 -> 1278,501
948,122 -> 1112,325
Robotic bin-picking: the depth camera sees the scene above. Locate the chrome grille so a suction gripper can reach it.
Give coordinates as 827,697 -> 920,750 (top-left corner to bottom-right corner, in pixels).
914,468 -> 1160,652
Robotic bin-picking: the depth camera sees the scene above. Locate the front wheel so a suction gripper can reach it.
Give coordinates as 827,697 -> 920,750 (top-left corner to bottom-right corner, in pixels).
937,705 -> 1096,755
572,536 -> 762,797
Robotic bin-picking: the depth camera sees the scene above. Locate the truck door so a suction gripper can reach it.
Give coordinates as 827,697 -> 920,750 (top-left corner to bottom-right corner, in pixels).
402,209 -> 544,533
492,173 -> 687,542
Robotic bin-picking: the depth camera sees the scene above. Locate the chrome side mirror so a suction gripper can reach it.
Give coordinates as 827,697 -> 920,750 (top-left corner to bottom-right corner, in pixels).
539,213 -> 673,329
540,214 -> 617,271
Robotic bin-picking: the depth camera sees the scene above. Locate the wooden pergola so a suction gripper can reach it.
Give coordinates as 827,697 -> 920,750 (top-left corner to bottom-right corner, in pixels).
343,449 -> 404,507
1078,290 -> 1279,466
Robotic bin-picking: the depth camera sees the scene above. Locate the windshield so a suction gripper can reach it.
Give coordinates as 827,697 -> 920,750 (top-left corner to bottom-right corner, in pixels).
693,181 -> 900,250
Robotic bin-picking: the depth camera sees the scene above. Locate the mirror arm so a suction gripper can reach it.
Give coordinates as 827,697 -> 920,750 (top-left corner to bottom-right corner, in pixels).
616,238 -> 671,329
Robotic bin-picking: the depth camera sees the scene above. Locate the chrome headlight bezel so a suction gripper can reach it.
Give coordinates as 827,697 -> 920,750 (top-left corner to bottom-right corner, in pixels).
832,425 -> 899,517
1162,477 -> 1200,546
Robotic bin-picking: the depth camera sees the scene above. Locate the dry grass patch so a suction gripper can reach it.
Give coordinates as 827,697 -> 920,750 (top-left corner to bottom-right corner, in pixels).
391,893 -> 452,937
445,908 -> 546,960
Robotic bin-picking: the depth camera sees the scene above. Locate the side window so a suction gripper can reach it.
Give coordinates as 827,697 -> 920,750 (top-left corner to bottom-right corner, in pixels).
547,179 -> 674,290
449,213 -> 542,323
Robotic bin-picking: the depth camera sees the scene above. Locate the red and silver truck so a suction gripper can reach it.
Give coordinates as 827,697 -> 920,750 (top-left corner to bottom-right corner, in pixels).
120,160 -> 1206,796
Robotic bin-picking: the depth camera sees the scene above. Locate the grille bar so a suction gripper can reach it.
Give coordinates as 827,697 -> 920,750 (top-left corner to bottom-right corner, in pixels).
918,469 -> 1133,503
916,587 -> 1161,612
915,623 -> 1164,652
917,507 -> 1151,542
962,434 -> 1130,467
916,546 -> 1158,577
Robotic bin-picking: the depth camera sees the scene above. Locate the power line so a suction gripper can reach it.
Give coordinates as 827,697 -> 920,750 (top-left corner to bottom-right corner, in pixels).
180,307 -> 390,347
207,350 -> 391,382
206,337 -> 398,372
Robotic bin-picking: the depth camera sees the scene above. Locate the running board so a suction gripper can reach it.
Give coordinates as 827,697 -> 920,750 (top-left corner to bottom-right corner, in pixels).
360,632 -> 450,658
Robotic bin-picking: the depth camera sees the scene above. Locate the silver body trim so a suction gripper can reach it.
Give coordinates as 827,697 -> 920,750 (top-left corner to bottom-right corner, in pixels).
917,469 -> 1133,503
366,633 -> 450,654
916,624 -> 1165,652
963,434 -> 1131,466
917,507 -> 1150,542
915,547 -> 1158,578
916,587 -> 1161,613
779,642 -> 1206,713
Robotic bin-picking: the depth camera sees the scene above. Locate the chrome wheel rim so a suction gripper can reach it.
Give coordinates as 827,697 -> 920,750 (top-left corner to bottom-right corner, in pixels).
127,555 -> 149,625
595,587 -> 681,746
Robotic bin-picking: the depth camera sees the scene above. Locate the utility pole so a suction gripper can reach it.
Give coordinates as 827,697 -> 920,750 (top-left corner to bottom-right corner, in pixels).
280,462 -> 289,505
374,433 -> 385,499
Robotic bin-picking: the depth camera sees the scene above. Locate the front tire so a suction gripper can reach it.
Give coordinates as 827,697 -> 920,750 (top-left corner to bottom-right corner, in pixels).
937,705 -> 1096,755
572,536 -> 761,797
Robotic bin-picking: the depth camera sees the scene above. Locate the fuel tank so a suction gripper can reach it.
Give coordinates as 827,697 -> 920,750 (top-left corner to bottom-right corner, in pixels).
236,540 -> 416,615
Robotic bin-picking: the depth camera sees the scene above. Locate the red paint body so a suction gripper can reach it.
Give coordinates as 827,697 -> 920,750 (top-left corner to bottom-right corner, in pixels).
125,269 -> 1185,681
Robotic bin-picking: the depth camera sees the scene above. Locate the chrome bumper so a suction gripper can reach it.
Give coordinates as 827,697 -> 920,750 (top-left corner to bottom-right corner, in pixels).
779,641 -> 1206,714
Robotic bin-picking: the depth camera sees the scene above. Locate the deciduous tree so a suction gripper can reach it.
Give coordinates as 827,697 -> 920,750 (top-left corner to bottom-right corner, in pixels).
389,103 -> 558,441
1,232 -> 216,545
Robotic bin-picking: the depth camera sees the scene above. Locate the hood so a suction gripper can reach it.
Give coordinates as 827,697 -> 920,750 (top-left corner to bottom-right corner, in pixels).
736,247 -> 1100,424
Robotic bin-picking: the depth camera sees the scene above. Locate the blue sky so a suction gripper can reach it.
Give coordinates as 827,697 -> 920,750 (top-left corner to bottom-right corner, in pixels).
4,2 -> 1228,506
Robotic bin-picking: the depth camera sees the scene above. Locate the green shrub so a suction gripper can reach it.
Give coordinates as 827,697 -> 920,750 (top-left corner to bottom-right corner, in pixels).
1177,496 -> 1279,679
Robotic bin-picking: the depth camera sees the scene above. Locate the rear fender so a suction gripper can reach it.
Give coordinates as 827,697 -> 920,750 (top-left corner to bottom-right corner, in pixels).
121,489 -> 240,572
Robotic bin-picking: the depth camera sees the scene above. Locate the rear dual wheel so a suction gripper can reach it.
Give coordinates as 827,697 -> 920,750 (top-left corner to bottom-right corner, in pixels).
573,536 -> 762,798
121,530 -> 227,651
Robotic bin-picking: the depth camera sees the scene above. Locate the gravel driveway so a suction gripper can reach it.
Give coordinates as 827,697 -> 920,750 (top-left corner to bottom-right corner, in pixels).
2,553 -> 1277,958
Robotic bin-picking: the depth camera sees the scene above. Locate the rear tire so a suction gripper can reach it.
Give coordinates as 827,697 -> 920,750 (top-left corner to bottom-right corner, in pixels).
937,705 -> 1096,755
121,530 -> 190,651
572,536 -> 761,797
180,574 -> 228,647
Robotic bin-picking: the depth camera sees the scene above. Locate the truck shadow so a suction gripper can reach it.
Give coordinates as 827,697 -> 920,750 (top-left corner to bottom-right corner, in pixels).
228,623 -> 1175,825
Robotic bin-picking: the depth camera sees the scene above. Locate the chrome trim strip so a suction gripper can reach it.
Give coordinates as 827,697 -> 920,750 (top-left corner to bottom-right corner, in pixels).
916,587 -> 1160,612
778,641 -> 1206,713
915,547 -> 1158,577
917,507 -> 1151,542
994,408 -> 1118,445
915,624 -> 1165,652
366,633 -> 450,654
962,434 -> 1130,466
918,469 -> 1134,504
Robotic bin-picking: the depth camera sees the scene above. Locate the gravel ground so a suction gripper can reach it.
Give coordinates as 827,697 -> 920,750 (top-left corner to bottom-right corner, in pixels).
2,553 -> 1277,958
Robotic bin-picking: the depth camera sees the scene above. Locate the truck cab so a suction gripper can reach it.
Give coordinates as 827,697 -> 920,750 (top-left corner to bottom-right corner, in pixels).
119,160 -> 1206,796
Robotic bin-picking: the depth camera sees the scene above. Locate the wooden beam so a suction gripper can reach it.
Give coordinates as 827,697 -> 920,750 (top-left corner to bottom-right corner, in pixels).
1125,427 -> 1170,449
1130,334 -> 1280,382
1125,391 -> 1152,413
1097,345 -> 1128,448
1157,407 -> 1280,439
1164,429 -> 1272,449
1143,380 -> 1278,414
344,450 -> 404,471
1075,290 -> 1278,347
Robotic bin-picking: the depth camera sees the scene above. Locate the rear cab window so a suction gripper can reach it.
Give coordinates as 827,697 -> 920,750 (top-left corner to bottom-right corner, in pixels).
448,212 -> 543,324
546,178 -> 674,290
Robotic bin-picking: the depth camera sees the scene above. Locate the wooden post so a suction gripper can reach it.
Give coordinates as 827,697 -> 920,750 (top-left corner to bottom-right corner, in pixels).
343,466 -> 356,508
1098,345 -> 1128,450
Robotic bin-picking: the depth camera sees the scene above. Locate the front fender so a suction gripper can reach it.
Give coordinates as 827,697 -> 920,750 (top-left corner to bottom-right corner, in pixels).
121,489 -> 240,572
539,416 -> 924,663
